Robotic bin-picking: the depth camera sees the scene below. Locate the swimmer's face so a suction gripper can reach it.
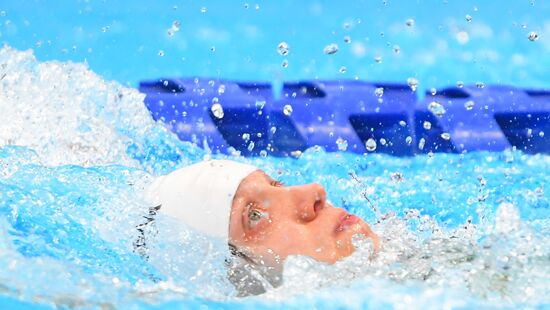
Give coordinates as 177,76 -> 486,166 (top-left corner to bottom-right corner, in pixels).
229,170 -> 379,267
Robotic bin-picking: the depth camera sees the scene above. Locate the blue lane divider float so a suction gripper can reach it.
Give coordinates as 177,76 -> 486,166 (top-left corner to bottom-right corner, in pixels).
416,85 -> 550,154
139,78 -> 550,156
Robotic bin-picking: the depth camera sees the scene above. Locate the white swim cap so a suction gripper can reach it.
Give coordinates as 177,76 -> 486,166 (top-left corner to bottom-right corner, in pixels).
145,159 -> 258,240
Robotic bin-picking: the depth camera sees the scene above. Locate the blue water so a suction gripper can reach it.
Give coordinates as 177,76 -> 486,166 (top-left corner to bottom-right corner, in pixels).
0,46 -> 549,308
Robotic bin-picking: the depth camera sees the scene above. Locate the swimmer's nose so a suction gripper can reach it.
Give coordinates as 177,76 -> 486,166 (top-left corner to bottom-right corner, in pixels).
291,183 -> 327,222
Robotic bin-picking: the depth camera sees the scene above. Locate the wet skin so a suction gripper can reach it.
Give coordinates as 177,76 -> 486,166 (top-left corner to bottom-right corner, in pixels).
229,170 -> 379,268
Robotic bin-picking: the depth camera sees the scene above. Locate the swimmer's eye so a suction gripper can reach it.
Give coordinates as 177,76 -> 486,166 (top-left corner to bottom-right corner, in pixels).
247,204 -> 267,228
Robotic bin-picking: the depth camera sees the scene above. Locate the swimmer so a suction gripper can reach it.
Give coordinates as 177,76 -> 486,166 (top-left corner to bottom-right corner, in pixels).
145,159 -> 379,295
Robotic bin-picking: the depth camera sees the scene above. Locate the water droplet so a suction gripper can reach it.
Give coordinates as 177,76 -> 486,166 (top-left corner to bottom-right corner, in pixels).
323,43 -> 339,55
167,30 -> 174,37
270,126 -> 277,134
440,132 -> 451,140
343,35 -> 352,44
336,138 -> 348,151
374,55 -> 382,63
399,120 -> 407,127
218,84 -> 226,95
418,138 -> 426,150
393,45 -> 400,54
172,20 -> 181,31
526,128 -> 533,138
456,81 -> 464,88
391,172 -> 404,183
244,3 -> 249,9
255,100 -> 266,109
158,50 -> 165,57
339,66 -> 347,74
406,136 -> 413,145
247,141 -> 255,152
380,138 -> 387,145
528,31 -> 539,41
538,131 -> 544,137
0,11 -> 5,17
430,88 -> 437,95
260,150 -> 267,157
255,4 -> 260,10
375,87 -> 384,97
211,103 -> 224,119
465,14 -> 472,22
428,101 -> 446,117
423,121 -> 432,130
464,100 -> 475,110
405,18 -> 415,27
365,138 -> 377,151
208,80 -> 215,87
101,26 -> 110,33
242,133 -> 250,141
283,104 -> 293,116
277,42 -> 289,56
200,7 -> 207,13
281,59 -> 289,68
407,77 -> 419,91
210,46 -> 216,52
476,81 -> 485,89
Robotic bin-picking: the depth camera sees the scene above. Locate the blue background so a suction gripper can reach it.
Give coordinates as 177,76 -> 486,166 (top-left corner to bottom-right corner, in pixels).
1,0 -> 549,93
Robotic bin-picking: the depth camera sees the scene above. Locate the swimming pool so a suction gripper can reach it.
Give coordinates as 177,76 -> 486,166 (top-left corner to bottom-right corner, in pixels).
1,1 -> 549,308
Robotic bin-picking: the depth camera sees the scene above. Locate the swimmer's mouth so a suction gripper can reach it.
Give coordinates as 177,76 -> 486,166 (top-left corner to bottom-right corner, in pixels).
335,211 -> 360,233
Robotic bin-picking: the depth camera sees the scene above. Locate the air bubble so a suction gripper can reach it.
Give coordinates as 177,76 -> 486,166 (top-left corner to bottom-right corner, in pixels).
465,14 -> 472,22
423,121 -> 432,130
270,126 -> 277,134
428,101 -> 446,117
242,133 -> 250,141
283,104 -> 293,116
339,66 -> 347,74
528,31 -> 539,41
464,100 -> 475,110
343,36 -> 352,44
440,132 -> 451,140
406,136 -> 413,145
399,120 -> 407,127
323,43 -> 339,55
380,138 -> 387,145
539,131 -> 545,137
375,87 -> 384,97
407,77 -> 419,91
336,138 -> 348,151
405,18 -> 415,27
277,42 -> 289,56
365,138 -> 377,151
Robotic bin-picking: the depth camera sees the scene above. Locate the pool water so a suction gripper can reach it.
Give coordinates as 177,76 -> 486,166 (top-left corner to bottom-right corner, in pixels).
0,46 -> 549,309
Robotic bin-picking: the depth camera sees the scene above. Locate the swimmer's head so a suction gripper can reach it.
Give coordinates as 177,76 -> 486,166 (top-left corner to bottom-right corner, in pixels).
146,159 -> 379,295
145,159 -> 257,240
